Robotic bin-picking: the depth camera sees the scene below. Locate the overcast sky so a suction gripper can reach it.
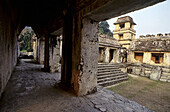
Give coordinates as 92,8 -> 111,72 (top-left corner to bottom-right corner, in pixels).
107,0 -> 170,38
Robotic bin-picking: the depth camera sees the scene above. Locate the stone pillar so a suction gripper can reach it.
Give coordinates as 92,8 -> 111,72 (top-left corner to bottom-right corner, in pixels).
38,38 -> 45,64
61,11 -> 98,96
44,35 -> 50,72
49,36 -> 60,73
143,52 -> 151,64
104,47 -> 110,63
32,37 -> 37,60
59,36 -> 62,58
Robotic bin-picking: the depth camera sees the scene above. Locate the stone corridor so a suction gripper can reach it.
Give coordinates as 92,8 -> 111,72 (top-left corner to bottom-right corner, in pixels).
0,59 -> 152,112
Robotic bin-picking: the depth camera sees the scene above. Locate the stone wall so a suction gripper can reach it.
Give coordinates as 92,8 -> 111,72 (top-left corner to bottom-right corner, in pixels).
98,34 -> 121,63
49,36 -> 62,73
129,37 -> 170,52
112,62 -> 170,82
128,37 -> 170,66
99,34 -> 121,48
0,17 -> 18,97
127,63 -> 170,82
128,51 -> 170,66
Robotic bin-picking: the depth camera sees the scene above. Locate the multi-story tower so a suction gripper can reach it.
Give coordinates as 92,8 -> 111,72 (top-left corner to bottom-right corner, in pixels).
113,16 -> 136,49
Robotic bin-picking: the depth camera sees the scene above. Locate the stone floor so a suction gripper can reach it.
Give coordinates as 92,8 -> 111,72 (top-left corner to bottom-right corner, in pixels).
0,59 -> 152,112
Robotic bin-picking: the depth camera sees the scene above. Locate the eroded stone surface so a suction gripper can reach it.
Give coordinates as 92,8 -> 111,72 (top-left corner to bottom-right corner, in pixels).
0,59 -> 152,112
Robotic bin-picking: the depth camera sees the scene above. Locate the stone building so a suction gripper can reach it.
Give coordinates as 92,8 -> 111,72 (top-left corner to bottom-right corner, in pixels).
127,34 -> 170,82
112,16 -> 170,82
113,16 -> 136,49
98,34 -> 121,63
128,34 -> 170,66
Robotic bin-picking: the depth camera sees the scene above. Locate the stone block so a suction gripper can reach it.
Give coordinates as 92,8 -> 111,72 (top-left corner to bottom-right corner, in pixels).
160,78 -> 167,82
120,68 -> 127,73
150,67 -> 161,80
162,72 -> 170,76
162,68 -> 170,73
132,67 -> 141,75
144,70 -> 151,75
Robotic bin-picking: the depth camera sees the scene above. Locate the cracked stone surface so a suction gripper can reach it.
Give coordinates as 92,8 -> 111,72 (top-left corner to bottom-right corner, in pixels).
0,59 -> 152,112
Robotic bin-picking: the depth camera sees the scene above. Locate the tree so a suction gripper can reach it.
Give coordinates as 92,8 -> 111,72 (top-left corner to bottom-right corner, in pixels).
99,21 -> 113,37
18,27 -> 35,52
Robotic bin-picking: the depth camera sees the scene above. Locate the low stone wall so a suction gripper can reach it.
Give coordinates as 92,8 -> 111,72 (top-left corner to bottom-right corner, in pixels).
112,63 -> 170,82
127,63 -> 170,82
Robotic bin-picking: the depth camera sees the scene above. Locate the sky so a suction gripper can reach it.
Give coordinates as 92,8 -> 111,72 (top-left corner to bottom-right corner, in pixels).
107,0 -> 170,38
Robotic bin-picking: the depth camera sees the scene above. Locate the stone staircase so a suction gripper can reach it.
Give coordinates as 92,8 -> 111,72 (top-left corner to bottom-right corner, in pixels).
97,63 -> 128,87
160,68 -> 170,82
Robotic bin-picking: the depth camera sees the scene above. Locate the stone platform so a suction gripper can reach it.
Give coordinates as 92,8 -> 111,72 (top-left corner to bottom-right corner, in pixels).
0,59 -> 152,112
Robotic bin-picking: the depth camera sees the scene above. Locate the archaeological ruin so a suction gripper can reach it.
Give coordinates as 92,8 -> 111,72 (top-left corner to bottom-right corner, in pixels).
0,0 -> 168,111
98,16 -> 170,84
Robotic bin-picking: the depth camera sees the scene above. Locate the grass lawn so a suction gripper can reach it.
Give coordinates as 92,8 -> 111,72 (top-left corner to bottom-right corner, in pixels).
107,75 -> 170,112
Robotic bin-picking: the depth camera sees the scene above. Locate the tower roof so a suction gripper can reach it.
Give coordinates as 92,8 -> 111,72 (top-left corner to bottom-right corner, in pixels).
114,16 -> 136,25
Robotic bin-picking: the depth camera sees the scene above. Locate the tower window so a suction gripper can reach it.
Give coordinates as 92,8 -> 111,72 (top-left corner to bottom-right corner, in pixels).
119,34 -> 123,40
120,24 -> 125,29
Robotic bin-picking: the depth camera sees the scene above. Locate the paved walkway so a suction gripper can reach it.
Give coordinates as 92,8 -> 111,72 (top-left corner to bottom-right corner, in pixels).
0,59 -> 152,112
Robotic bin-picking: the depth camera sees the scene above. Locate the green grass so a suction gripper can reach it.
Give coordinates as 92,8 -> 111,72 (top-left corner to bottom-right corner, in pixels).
107,75 -> 170,112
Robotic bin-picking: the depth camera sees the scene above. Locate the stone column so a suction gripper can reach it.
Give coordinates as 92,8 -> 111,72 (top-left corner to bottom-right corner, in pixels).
104,47 -> 110,63
49,36 -> 60,73
59,36 -> 62,58
44,35 -> 50,72
143,52 -> 151,64
61,11 -> 98,96
38,38 -> 45,64
32,37 -> 37,60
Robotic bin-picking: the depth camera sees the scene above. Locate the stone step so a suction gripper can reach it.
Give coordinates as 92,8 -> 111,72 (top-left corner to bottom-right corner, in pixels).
98,74 -> 127,83
162,68 -> 170,73
97,63 -> 128,87
98,73 -> 127,80
98,67 -> 119,70
98,65 -> 118,68
162,72 -> 170,76
98,69 -> 121,73
98,71 -> 123,76
98,77 -> 128,87
160,78 -> 168,82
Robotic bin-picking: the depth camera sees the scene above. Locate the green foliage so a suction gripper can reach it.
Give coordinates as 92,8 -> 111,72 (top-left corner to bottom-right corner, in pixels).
18,27 -> 34,52
99,21 -> 113,37
21,50 -> 27,52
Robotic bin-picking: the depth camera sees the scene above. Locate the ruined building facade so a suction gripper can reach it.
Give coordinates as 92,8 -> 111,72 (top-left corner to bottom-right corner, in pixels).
99,16 -> 170,83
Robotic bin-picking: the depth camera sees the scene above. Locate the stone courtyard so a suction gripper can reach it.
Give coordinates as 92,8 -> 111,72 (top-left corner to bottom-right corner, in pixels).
0,59 -> 152,112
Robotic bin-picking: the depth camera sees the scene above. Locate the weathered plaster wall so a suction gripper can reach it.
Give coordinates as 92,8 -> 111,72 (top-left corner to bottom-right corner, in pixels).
104,48 -> 110,63
49,37 -> 61,73
143,52 -> 152,64
61,11 -> 98,96
98,35 -> 121,63
0,18 -> 18,97
164,53 -> 170,66
128,51 -> 170,66
77,18 -> 98,96
112,49 -> 119,63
